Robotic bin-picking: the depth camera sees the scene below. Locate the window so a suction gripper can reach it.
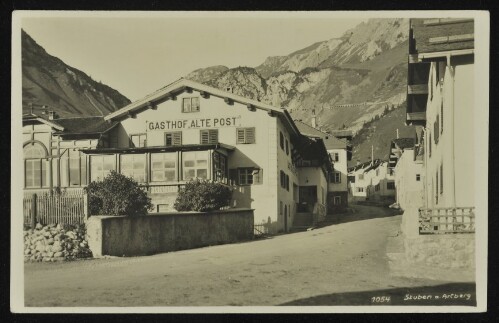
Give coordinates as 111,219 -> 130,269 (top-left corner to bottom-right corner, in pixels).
236,128 -> 255,144
130,134 -> 147,148
213,152 -> 227,183
416,174 -> 421,181
24,143 -> 49,188
280,170 -> 289,190
280,201 -> 283,215
151,152 -> 177,182
428,133 -> 432,157
440,163 -> 444,194
334,196 -> 341,205
285,139 -> 289,155
183,151 -> 208,180
120,154 -> 146,183
434,115 -> 440,144
280,132 -> 284,150
435,171 -> 439,204
332,152 -> 339,162
182,97 -> 200,113
375,183 -> 380,191
441,101 -> 444,134
239,168 -> 254,185
165,132 -> 182,146
330,172 -> 341,183
387,182 -> 395,190
358,174 -> 364,180
90,155 -> 115,182
357,187 -> 364,193
200,129 -> 218,144
69,149 -> 87,186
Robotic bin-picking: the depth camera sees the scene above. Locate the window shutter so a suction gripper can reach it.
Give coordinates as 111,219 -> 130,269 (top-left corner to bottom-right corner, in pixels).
246,128 -> 255,143
209,130 -> 218,144
183,98 -> 191,112
192,97 -> 200,112
253,168 -> 263,185
229,169 -> 238,185
200,130 -> 209,144
173,132 -> 182,146
237,129 -> 245,144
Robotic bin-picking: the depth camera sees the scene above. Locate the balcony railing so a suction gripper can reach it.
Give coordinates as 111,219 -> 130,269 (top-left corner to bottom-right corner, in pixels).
419,207 -> 475,234
406,112 -> 426,121
407,84 -> 428,95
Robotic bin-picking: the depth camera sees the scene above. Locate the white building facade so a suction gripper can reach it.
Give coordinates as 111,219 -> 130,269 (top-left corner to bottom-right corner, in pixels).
23,79 -> 332,233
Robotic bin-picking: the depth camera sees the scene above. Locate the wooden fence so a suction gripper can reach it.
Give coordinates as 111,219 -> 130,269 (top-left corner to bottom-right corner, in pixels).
253,223 -> 269,237
419,207 -> 475,234
23,192 -> 88,227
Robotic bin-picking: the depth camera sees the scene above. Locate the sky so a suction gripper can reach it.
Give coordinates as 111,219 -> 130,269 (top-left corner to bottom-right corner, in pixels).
22,13 -> 368,101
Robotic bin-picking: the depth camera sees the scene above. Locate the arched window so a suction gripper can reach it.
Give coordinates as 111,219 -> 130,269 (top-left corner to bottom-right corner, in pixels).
24,142 -> 49,188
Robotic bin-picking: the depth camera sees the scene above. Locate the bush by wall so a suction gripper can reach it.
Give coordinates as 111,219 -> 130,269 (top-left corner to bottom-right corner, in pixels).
24,223 -> 92,262
174,180 -> 232,212
85,171 -> 153,216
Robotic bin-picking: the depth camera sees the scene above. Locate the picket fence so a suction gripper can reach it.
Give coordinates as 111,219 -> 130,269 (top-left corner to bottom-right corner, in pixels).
23,192 -> 88,227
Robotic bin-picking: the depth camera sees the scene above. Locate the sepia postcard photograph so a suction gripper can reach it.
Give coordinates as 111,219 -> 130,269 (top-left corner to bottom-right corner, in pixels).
10,10 -> 489,313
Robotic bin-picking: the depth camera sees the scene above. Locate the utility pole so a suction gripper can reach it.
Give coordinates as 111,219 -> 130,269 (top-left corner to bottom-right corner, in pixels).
371,145 -> 374,165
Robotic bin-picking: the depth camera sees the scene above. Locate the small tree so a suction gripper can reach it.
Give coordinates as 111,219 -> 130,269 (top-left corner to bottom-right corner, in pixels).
174,179 -> 232,212
85,171 -> 153,216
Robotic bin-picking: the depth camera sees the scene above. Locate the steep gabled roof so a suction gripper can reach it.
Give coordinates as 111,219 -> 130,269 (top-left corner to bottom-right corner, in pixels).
22,113 -> 64,131
293,119 -> 328,138
293,119 -> 347,150
393,138 -> 415,150
389,137 -> 416,169
53,116 -> 118,135
23,114 -> 117,135
104,78 -> 300,137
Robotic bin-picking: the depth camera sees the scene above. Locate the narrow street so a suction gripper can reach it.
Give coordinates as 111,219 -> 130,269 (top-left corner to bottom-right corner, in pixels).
24,205 -> 459,307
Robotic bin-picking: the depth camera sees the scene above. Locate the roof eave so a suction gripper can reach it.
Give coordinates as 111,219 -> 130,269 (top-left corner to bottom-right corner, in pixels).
104,79 -> 286,122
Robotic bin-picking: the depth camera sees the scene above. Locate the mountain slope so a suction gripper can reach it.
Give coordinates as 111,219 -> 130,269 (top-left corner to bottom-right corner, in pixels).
349,103 -> 416,165
185,18 -> 410,145
22,30 -> 131,118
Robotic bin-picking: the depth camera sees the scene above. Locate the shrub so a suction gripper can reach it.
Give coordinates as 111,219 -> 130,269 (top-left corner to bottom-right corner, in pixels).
174,179 -> 232,212
85,171 -> 153,216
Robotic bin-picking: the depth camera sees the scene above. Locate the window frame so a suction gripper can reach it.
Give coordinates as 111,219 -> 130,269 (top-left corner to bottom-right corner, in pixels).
182,97 -> 200,113
150,152 -> 178,183
120,153 -> 147,183
130,133 -> 147,148
165,131 -> 182,147
387,182 -> 396,190
90,154 -> 116,182
236,127 -> 256,144
200,129 -> 219,144
182,151 -> 209,181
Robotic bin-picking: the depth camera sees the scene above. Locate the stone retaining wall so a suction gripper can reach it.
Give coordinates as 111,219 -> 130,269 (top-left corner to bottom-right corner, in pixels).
86,208 -> 254,257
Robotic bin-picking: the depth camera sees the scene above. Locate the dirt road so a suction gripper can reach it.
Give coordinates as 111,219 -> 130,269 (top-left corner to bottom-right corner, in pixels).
24,205 -> 453,307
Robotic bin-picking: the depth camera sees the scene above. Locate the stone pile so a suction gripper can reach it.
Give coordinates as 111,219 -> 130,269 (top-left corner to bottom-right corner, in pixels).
24,223 -> 92,262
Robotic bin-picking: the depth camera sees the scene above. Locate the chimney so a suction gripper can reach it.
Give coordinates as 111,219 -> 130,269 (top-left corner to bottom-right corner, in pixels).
48,110 -> 57,120
311,109 -> 317,129
396,128 -> 399,139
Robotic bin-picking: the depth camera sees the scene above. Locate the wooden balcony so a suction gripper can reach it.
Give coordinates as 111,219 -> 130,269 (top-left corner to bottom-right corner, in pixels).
419,207 -> 475,234
408,84 -> 428,95
406,112 -> 426,121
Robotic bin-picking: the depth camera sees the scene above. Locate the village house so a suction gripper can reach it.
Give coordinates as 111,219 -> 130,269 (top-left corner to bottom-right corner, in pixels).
22,79 -> 334,233
348,159 -> 396,203
293,119 -> 350,213
406,18 -> 475,233
388,137 -> 424,211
